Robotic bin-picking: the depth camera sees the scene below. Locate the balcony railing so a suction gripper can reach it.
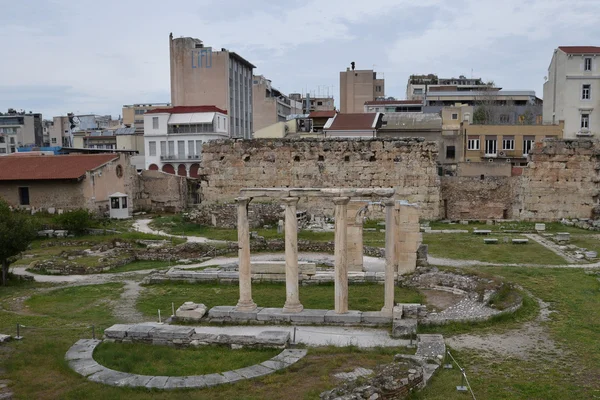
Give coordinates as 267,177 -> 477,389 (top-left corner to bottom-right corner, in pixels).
159,154 -> 202,161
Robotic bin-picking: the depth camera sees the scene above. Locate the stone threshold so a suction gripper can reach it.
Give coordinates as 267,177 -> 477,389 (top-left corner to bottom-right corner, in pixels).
66,339 -> 307,389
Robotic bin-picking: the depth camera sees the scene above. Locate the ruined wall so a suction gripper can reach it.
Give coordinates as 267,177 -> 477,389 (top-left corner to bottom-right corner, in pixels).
135,170 -> 196,212
440,176 -> 520,220
200,138 -> 441,219
520,139 -> 600,221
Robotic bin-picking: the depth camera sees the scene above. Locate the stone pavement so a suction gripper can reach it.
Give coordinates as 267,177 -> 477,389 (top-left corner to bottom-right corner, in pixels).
66,339 -> 307,389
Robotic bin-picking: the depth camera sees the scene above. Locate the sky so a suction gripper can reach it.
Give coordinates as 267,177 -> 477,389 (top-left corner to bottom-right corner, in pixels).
1,0 -> 599,119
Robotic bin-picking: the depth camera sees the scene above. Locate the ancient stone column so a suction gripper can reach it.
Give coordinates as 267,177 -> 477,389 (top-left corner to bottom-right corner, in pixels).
333,197 -> 350,314
235,197 -> 257,312
381,199 -> 396,315
283,197 -> 303,313
396,201 -> 421,275
347,200 -> 369,272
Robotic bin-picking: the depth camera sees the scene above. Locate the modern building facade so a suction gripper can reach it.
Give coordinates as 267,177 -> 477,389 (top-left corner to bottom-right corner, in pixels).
364,100 -> 423,113
289,93 -> 335,114
252,75 -> 302,132
543,46 -> 600,138
169,34 -> 255,139
143,105 -> 229,177
339,66 -> 385,113
122,103 -> 172,133
406,74 -> 495,101
0,110 -> 43,150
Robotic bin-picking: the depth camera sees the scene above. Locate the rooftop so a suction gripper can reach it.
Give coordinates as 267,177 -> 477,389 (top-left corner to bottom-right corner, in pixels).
364,100 -> 422,106
145,106 -> 228,115
380,112 -> 442,131
0,154 -> 119,181
309,110 -> 337,118
558,46 -> 600,54
326,113 -> 381,131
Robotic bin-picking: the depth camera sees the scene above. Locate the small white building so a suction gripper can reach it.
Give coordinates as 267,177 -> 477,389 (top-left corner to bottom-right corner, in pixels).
109,192 -> 130,219
143,106 -> 229,177
543,46 -> 600,138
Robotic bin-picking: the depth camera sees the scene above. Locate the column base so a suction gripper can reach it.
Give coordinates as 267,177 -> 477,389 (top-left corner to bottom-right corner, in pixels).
380,307 -> 393,316
334,307 -> 349,315
235,300 -> 257,312
282,302 -> 304,313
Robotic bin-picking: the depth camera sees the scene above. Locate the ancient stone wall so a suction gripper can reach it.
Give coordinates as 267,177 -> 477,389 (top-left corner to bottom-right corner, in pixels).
185,202 -> 284,229
440,176 -> 520,220
199,138 -> 441,220
134,170 -> 198,212
520,139 -> 600,221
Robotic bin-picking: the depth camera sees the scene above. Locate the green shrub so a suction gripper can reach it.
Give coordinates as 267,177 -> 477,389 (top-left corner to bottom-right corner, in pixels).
53,209 -> 96,235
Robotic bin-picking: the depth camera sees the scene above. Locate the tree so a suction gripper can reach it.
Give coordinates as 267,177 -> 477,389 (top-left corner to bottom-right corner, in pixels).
0,200 -> 38,285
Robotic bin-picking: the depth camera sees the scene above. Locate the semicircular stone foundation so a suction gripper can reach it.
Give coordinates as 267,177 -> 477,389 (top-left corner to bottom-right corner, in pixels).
66,339 -> 307,389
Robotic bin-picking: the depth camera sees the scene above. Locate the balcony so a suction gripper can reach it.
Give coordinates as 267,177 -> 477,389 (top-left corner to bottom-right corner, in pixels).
159,154 -> 202,161
576,130 -> 593,137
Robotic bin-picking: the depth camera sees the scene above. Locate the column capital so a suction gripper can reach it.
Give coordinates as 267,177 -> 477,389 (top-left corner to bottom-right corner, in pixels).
236,196 -> 251,205
332,196 -> 350,206
383,198 -> 396,207
282,197 -> 300,206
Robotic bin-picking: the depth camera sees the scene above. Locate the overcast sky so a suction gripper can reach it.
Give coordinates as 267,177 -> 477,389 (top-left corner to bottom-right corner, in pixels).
1,0 -> 598,119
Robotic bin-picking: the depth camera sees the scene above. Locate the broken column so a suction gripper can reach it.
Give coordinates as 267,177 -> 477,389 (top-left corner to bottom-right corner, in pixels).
282,197 -> 303,313
236,197 -> 257,312
333,197 -> 350,314
396,201 -> 421,275
382,199 -> 396,315
346,200 -> 369,272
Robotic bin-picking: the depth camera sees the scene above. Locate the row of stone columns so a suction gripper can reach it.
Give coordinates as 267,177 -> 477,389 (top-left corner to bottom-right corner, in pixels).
235,195 -> 399,315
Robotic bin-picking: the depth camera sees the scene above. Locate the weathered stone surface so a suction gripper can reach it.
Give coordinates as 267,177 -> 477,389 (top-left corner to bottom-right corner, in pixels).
324,310 -> 362,324
207,306 -> 235,319
250,261 -> 316,275
0,334 -> 11,343
232,364 -> 274,379
392,319 -> 417,338
289,309 -> 327,323
361,311 -> 392,325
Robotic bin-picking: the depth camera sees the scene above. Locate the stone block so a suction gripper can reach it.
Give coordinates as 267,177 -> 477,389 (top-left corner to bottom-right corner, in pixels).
361,311 -> 392,325
175,302 -> 207,321
207,306 -> 235,319
230,307 -> 262,321
163,377 -> 189,389
256,308 -> 291,322
535,223 -> 546,231
151,325 -> 195,340
392,305 -> 403,321
324,310 -> 362,324
250,261 -> 316,275
221,370 -> 244,383
200,373 -> 228,386
289,309 -> 327,323
0,334 -> 11,343
256,330 -> 291,345
115,374 -> 153,388
68,358 -> 105,377
556,232 -> 571,242
511,239 -> 529,244
126,324 -> 157,339
233,364 -> 274,379
392,319 -> 417,338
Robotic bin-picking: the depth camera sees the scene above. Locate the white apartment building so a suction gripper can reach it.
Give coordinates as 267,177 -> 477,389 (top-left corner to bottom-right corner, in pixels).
143,106 -> 228,177
543,46 -> 600,138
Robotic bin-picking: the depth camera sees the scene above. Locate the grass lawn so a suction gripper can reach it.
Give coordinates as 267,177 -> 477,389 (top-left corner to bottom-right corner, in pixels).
106,260 -> 174,274
569,234 -> 600,254
423,233 -> 566,265
428,220 -> 597,235
94,342 -> 280,376
137,282 -> 425,317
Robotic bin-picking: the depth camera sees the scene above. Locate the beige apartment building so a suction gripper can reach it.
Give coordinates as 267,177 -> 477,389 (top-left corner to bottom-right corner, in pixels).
289,93 -> 335,114
252,75 -> 302,132
169,34 -> 255,139
543,46 -> 600,138
122,103 -> 171,133
339,67 -> 385,113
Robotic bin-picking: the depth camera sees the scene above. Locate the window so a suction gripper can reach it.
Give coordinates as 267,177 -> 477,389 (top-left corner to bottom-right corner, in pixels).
111,197 -> 119,209
149,141 -> 156,156
121,197 -> 128,209
582,84 -> 591,100
188,140 -> 194,156
413,88 -> 423,95
585,57 -> 592,71
51,138 -> 57,144
499,114 -> 510,123
18,187 -> 29,206
317,101 -> 323,106
446,146 -> 456,159
115,165 -> 123,178
160,141 -> 166,156
467,137 -> 480,150
581,113 -> 590,129
485,137 -> 497,156
152,116 -> 159,129
10,137 -> 15,144
195,140 -> 202,156
0,148 -> 6,154
451,113 -> 458,120
168,141 -> 175,156
502,136 -> 515,150
523,137 -> 534,156
177,140 -> 185,158
0,137 -> 4,143
135,109 -> 145,115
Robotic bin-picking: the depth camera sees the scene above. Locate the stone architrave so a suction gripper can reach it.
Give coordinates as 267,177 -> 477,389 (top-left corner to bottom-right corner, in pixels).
282,197 -> 303,313
333,197 -> 350,314
381,199 -> 396,315
396,201 -> 421,275
347,200 -> 369,272
235,197 -> 257,312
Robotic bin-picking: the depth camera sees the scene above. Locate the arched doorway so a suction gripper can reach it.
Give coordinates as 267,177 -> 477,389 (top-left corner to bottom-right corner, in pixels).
177,164 -> 187,176
148,164 -> 159,171
189,163 -> 200,178
162,164 -> 175,174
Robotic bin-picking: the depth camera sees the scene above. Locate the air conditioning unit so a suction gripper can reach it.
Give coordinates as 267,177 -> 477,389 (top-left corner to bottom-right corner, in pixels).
194,155 -> 200,159
160,155 -> 165,160
506,158 -> 512,163
187,155 -> 193,159
499,151 -> 505,157
168,155 -> 174,160
488,158 -> 494,163
466,158 -> 471,162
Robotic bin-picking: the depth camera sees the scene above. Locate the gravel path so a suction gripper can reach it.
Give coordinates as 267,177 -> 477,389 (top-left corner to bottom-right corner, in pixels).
133,219 -> 223,244
428,255 -> 600,269
523,233 -> 578,263
111,280 -> 147,323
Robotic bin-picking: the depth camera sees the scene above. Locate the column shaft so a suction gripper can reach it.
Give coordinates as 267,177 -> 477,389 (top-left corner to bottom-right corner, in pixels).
283,197 -> 303,313
333,197 -> 350,314
382,199 -> 396,314
236,197 -> 256,311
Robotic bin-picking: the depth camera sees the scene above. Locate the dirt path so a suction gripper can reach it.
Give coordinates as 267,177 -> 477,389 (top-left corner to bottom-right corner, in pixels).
111,280 -> 147,323
428,255 -> 600,269
523,233 -> 578,263
133,219 -> 224,244
446,296 -> 562,361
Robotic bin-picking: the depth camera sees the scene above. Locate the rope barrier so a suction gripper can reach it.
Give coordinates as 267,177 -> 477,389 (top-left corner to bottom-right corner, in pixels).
446,350 -> 476,400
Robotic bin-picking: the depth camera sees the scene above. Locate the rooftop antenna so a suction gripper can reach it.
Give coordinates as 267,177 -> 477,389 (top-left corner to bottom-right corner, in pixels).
351,61 -> 355,71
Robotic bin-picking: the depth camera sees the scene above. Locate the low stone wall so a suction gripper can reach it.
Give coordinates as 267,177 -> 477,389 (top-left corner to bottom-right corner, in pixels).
185,202 -> 284,229
104,324 -> 290,349
29,256 -> 135,275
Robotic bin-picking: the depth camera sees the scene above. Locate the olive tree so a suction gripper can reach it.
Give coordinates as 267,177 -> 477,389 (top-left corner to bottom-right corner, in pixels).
0,199 -> 38,285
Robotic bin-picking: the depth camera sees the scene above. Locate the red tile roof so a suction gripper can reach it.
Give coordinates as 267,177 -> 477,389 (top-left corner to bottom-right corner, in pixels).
145,106 -> 228,115
558,46 -> 600,54
0,154 -> 119,181
309,110 -> 337,118
364,100 -> 422,105
328,113 -> 380,131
